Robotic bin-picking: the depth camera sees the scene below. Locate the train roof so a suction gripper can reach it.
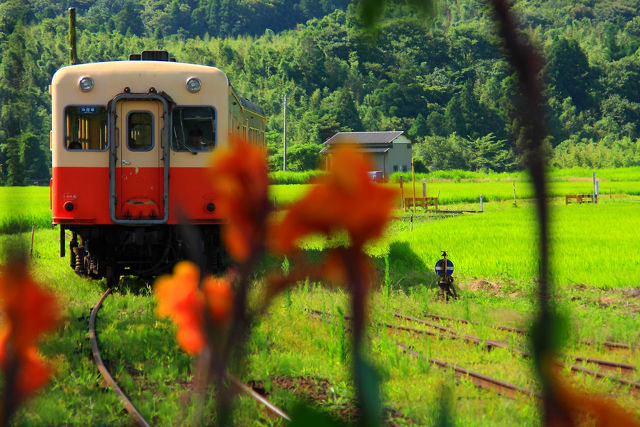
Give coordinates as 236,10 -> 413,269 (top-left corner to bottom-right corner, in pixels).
51,61 -> 230,106
52,60 -> 264,117
231,87 -> 265,116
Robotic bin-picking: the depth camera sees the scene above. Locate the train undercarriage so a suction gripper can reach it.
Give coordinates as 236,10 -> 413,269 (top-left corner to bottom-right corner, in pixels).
60,224 -> 226,286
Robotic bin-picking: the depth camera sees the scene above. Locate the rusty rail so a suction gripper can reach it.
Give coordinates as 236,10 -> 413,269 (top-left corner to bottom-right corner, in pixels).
396,342 -> 540,400
309,309 -> 639,393
90,288 -> 151,427
393,312 -> 637,377
307,309 -> 537,400
395,311 -> 637,352
91,289 -> 291,425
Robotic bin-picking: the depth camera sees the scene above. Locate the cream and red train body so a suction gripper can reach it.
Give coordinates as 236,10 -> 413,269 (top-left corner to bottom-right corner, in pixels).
50,51 -> 265,284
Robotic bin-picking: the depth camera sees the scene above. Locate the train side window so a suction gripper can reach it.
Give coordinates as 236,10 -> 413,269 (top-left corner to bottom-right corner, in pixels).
172,106 -> 216,152
64,106 -> 107,151
127,112 -> 153,151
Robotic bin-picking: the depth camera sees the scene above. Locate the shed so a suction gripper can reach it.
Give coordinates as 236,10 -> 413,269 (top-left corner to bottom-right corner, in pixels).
320,131 -> 413,179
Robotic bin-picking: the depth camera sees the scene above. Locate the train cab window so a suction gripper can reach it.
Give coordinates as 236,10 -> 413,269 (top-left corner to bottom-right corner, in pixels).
64,106 -> 107,150
172,107 -> 216,152
127,112 -> 153,151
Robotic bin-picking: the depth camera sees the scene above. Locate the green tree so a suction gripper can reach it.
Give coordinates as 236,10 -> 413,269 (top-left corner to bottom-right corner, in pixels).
20,132 -> 50,183
545,38 -> 592,110
287,143 -> 322,171
5,136 -> 23,186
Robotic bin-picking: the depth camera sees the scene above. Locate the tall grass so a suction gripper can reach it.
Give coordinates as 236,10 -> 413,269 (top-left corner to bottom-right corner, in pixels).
269,170 -> 325,185
389,166 -> 640,183
387,179 -> 640,204
380,201 -> 640,288
0,186 -> 51,234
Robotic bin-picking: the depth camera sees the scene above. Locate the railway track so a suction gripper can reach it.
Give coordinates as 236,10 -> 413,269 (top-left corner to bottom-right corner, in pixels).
401,311 -> 639,352
306,309 -> 538,400
392,312 -> 637,377
89,288 -> 290,425
308,309 -> 640,396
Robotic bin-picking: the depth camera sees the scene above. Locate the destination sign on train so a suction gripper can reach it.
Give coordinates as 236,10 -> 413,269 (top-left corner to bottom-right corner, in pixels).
78,106 -> 98,114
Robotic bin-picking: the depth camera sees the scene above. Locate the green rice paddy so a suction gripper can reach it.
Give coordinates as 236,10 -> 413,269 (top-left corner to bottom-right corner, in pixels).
1,167 -> 639,425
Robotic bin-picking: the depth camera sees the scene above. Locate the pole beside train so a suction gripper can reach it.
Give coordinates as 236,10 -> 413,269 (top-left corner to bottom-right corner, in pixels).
69,8 -> 78,65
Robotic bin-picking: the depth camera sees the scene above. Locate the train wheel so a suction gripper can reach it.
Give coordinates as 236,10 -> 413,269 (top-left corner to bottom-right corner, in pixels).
69,238 -> 78,270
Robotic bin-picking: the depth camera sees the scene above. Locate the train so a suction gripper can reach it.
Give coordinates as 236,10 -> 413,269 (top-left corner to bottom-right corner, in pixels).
50,50 -> 266,285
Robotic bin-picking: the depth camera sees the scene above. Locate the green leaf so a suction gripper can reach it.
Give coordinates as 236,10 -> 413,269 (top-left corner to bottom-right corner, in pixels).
290,403 -> 347,427
354,353 -> 382,427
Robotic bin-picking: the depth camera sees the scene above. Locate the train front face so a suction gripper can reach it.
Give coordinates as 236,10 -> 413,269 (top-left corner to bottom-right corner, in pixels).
50,57 -> 230,279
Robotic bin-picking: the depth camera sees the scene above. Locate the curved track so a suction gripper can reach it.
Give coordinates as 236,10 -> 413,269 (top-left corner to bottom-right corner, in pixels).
89,288 -> 290,425
89,288 -> 151,427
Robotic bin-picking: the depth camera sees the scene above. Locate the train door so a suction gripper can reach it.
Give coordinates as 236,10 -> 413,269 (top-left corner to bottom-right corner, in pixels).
113,99 -> 166,221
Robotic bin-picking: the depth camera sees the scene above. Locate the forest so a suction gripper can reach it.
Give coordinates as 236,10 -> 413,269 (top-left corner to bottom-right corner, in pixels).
1,0 -> 640,184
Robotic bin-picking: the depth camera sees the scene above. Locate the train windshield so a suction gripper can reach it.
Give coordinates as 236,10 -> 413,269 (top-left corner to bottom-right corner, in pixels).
64,106 -> 108,150
172,107 -> 216,152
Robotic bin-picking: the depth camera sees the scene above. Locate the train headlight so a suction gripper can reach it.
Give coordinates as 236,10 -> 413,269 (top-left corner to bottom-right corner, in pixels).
78,76 -> 94,92
185,77 -> 201,93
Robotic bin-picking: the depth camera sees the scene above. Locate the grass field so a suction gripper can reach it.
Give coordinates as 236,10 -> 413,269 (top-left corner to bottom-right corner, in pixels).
1,169 -> 639,424
0,186 -> 52,233
2,226 -> 639,425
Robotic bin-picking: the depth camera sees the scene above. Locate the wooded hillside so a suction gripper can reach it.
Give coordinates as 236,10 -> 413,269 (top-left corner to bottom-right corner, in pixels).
1,0 -> 639,184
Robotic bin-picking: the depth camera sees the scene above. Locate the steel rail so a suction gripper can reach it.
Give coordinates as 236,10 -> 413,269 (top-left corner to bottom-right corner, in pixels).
396,342 -> 540,400
307,309 -> 538,400
90,288 -> 151,427
228,374 -> 291,421
393,312 -> 637,376
310,309 -> 640,393
394,311 -> 639,354
91,288 -> 291,424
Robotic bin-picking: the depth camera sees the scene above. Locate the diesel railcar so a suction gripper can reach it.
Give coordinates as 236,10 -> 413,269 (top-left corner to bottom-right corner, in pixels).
50,51 -> 266,285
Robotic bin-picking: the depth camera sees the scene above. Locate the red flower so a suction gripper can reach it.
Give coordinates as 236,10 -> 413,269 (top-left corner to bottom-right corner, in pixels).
274,145 -> 398,253
547,371 -> 640,426
209,137 -> 270,262
154,262 -> 234,354
154,262 -> 206,354
0,259 -> 60,399
203,276 -> 233,324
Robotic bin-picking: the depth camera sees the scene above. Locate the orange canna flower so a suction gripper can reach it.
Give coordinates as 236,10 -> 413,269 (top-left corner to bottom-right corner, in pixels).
0,261 -> 59,353
274,145 -> 399,254
0,258 -> 60,399
209,137 -> 270,262
0,332 -> 51,399
154,262 -> 205,354
546,371 -> 640,427
154,262 -> 234,354
203,276 -> 233,324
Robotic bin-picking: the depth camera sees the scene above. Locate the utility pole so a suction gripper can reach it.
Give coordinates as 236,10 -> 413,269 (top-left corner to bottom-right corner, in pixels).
282,95 -> 287,171
69,8 -> 78,65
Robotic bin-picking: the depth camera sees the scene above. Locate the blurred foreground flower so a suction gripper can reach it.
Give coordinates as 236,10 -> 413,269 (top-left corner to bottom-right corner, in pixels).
275,145 -> 398,255
154,261 -> 233,355
208,137 -> 270,262
546,367 -> 640,426
271,145 -> 398,425
0,255 -> 60,409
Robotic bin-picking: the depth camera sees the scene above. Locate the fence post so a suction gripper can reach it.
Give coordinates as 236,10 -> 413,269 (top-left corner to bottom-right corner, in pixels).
480,194 -> 483,212
513,181 -> 517,207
